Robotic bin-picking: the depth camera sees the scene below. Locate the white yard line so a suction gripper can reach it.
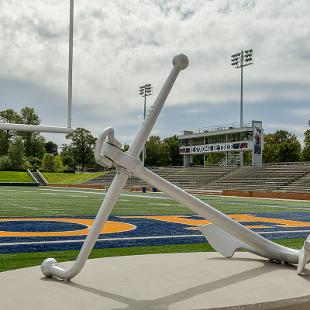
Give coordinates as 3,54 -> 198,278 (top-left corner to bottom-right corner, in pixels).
3,187 -> 310,203
219,201 -> 310,211
39,188 -> 104,195
259,229 -> 310,235
21,207 -> 39,210
255,204 -> 310,211
215,194 -> 310,203
1,230 -> 310,247
147,203 -> 172,206
0,234 -> 202,246
38,188 -> 170,200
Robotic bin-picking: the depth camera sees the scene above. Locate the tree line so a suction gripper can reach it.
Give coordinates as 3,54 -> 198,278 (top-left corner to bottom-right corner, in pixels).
1,107 -> 310,171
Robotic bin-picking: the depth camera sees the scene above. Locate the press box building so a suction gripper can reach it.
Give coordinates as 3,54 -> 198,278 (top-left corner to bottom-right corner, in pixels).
179,120 -> 263,166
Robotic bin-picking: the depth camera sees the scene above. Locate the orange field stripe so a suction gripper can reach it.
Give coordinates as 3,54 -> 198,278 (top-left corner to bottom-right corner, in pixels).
0,218 -> 135,237
121,214 -> 310,228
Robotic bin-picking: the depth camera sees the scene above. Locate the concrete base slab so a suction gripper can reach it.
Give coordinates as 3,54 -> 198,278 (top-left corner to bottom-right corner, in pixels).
1,252 -> 310,309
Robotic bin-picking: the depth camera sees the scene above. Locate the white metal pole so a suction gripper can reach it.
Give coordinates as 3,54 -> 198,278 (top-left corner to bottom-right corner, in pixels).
142,94 -> 146,165
240,52 -> 244,128
0,123 -> 74,133
67,0 -> 74,128
239,50 -> 244,166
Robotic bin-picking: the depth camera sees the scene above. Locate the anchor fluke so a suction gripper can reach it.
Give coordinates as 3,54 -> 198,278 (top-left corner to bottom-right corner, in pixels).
199,224 -> 254,258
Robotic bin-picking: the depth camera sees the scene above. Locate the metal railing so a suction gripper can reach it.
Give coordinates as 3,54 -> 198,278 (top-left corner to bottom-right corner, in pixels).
181,121 -> 253,135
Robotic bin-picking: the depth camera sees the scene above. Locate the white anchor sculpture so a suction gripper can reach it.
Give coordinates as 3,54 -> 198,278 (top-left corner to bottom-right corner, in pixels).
41,54 -> 310,281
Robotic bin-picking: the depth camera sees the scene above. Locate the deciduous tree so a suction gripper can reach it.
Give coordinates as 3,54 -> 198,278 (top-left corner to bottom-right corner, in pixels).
45,141 -> 58,155
8,136 -> 25,171
55,155 -> 64,172
163,135 -> 182,166
302,121 -> 310,161
263,130 -> 301,163
145,136 -> 170,166
0,109 -> 22,155
41,153 -> 56,172
18,107 -> 46,158
65,128 -> 96,171
60,144 -> 76,170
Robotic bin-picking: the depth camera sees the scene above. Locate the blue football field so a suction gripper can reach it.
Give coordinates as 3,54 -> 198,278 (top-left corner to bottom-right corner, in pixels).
1,186 -> 310,255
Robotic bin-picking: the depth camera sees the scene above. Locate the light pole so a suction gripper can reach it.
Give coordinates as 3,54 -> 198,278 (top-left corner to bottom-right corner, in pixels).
139,83 -> 152,165
231,49 -> 254,165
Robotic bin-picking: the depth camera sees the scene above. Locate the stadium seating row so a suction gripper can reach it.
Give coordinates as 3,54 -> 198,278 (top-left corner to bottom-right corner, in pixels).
86,164 -> 310,193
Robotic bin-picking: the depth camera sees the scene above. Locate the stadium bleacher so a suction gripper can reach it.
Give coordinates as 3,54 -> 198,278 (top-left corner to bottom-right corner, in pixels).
86,163 -> 310,193
204,164 -> 310,192
278,166 -> 310,192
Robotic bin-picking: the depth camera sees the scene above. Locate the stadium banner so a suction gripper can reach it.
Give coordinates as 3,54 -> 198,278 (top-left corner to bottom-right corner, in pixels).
252,120 -> 263,165
179,141 -> 253,155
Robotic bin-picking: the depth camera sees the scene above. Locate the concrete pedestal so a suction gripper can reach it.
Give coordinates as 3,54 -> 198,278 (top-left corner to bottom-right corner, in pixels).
1,252 -> 310,309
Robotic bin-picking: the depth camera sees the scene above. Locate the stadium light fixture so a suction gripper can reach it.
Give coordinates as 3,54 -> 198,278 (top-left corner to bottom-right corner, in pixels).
231,49 -> 254,166
139,83 -> 153,165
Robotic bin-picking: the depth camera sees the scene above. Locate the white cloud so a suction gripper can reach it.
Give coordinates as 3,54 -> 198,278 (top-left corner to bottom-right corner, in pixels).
0,0 -> 310,145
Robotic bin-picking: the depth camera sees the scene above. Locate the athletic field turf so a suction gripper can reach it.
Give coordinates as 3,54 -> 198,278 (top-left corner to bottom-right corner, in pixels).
1,186 -> 310,272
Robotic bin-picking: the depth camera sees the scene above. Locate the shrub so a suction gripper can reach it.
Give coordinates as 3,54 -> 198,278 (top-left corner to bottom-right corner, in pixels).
0,155 -> 13,171
26,156 -> 42,170
8,136 -> 24,171
41,153 -> 56,172
55,155 -> 64,172
22,160 -> 31,171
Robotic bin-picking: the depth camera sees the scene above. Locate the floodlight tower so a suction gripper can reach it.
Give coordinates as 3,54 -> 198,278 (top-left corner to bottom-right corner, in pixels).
231,49 -> 254,166
139,83 -> 152,165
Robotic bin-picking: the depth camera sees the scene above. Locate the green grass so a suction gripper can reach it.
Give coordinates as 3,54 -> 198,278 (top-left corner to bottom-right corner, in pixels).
0,244 -> 213,272
42,172 -> 107,184
0,171 -> 34,183
0,187 -> 192,217
197,195 -> 310,214
0,239 -> 304,273
0,186 -> 310,273
0,187 -> 310,217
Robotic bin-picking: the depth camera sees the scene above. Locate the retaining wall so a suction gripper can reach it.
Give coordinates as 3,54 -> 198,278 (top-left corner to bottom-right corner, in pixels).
223,190 -> 310,201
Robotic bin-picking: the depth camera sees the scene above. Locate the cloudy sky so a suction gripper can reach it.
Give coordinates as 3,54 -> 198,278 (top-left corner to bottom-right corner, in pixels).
0,0 -> 310,147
